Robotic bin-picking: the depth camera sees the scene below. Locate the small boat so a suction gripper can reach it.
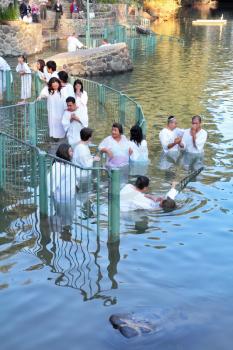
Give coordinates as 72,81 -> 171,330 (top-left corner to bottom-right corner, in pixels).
136,25 -> 151,35
192,15 -> 227,26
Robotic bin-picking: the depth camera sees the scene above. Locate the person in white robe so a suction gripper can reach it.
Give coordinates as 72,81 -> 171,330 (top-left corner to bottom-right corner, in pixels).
73,78 -> 88,124
120,176 -> 178,212
181,115 -> 207,154
73,127 -> 100,178
99,123 -> 132,168
62,96 -> 88,147
47,144 -> 77,221
67,33 -> 84,52
44,60 -> 59,83
38,77 -> 65,139
58,70 -> 75,105
159,115 -> 184,153
16,55 -> 32,101
0,56 -> 11,99
129,124 -> 149,162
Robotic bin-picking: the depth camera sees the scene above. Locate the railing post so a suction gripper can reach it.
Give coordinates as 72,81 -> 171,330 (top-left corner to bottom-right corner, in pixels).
34,73 -> 41,98
119,93 -> 126,125
0,133 -> 6,189
5,70 -> 12,102
38,151 -> 48,216
108,169 -> 120,243
29,102 -> 37,146
98,83 -> 105,105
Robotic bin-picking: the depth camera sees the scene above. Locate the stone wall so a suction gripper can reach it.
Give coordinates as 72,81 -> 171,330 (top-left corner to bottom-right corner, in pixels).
0,22 -> 43,56
43,43 -> 133,76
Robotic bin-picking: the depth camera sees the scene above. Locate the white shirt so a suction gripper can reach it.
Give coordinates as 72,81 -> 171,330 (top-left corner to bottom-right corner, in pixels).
67,36 -> 84,52
120,185 -> 178,212
159,127 -> 184,153
61,83 -> 75,105
0,57 -> 11,93
73,143 -> 93,168
48,162 -> 76,202
129,139 -> 149,162
62,107 -> 88,146
99,135 -> 130,168
43,67 -> 59,83
182,128 -> 207,153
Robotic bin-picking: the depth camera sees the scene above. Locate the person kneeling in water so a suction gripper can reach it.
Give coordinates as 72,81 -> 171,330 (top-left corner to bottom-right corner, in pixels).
120,176 -> 177,212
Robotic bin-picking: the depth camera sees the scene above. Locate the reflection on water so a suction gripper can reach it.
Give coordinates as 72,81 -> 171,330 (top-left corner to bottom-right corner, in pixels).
1,9 -> 233,350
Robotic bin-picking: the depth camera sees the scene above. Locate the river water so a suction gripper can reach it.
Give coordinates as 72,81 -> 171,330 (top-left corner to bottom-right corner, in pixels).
1,9 -> 233,350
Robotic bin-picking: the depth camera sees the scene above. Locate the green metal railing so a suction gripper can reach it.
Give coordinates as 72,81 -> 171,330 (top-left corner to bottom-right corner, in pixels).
0,131 -> 120,242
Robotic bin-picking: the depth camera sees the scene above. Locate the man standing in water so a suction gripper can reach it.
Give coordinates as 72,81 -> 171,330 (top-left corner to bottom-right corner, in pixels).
181,115 -> 207,153
159,116 -> 184,153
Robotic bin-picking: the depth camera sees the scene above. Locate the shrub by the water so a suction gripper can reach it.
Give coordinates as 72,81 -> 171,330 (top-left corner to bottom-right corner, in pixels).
0,4 -> 19,22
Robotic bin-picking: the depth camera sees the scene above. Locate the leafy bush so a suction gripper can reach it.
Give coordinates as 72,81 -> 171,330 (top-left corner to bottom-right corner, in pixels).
0,4 -> 19,21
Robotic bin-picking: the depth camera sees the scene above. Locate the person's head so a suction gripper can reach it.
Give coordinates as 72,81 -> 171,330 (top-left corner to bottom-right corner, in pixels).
48,77 -> 61,94
102,38 -> 108,45
135,176 -> 149,192
66,96 -> 76,111
130,124 -> 143,145
111,122 -> 123,139
80,127 -> 93,142
18,54 -> 27,64
167,115 -> 177,131
46,60 -> 57,73
56,143 -> 73,161
37,59 -> 45,73
191,115 -> 202,131
73,79 -> 83,93
160,197 -> 176,211
58,70 -> 69,84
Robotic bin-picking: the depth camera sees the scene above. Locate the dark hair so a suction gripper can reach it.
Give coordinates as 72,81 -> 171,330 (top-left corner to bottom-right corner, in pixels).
112,122 -> 123,135
192,115 -> 202,123
80,127 -> 93,141
66,96 -> 76,104
18,54 -> 27,62
130,124 -> 143,146
167,115 -> 176,124
135,176 -> 149,190
161,197 -> 176,211
58,70 -> 69,83
37,59 -> 45,73
56,143 -> 72,162
73,79 -> 83,93
46,60 -> 57,72
48,77 -> 61,95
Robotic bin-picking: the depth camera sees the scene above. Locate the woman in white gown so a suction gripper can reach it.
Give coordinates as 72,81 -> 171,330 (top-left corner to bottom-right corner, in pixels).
38,77 -> 65,139
73,79 -> 88,122
129,124 -> 149,175
16,55 -> 32,102
99,123 -> 132,168
48,144 -> 77,220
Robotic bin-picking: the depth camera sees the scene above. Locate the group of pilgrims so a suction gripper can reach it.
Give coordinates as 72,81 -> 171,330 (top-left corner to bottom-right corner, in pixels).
0,55 -> 207,214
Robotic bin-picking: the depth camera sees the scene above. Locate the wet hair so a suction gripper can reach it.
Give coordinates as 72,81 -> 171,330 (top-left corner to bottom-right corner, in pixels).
18,54 -> 27,62
102,38 -> 108,43
56,143 -> 72,162
46,60 -> 57,72
48,77 -> 61,95
167,115 -> 176,124
58,70 -> 69,83
73,79 -> 84,93
192,115 -> 202,123
112,122 -> 123,135
161,197 -> 176,211
135,176 -> 149,190
130,124 -> 143,146
80,127 -> 93,141
37,59 -> 45,73
66,96 -> 76,104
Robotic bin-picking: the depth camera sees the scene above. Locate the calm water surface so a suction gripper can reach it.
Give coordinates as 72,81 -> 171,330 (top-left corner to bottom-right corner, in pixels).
1,11 -> 233,350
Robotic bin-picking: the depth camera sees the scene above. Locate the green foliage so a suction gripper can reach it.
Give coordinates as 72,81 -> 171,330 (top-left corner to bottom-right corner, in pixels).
0,4 -> 19,22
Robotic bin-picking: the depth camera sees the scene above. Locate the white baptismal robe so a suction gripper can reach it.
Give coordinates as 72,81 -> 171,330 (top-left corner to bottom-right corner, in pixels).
129,139 -> 149,162
0,57 -> 11,94
67,36 -> 84,52
61,83 -> 75,105
181,128 -> 207,153
159,127 -> 184,153
39,86 -> 65,138
16,62 -> 32,99
62,107 -> 88,146
120,185 -> 178,212
48,162 -> 76,202
73,143 -> 93,178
